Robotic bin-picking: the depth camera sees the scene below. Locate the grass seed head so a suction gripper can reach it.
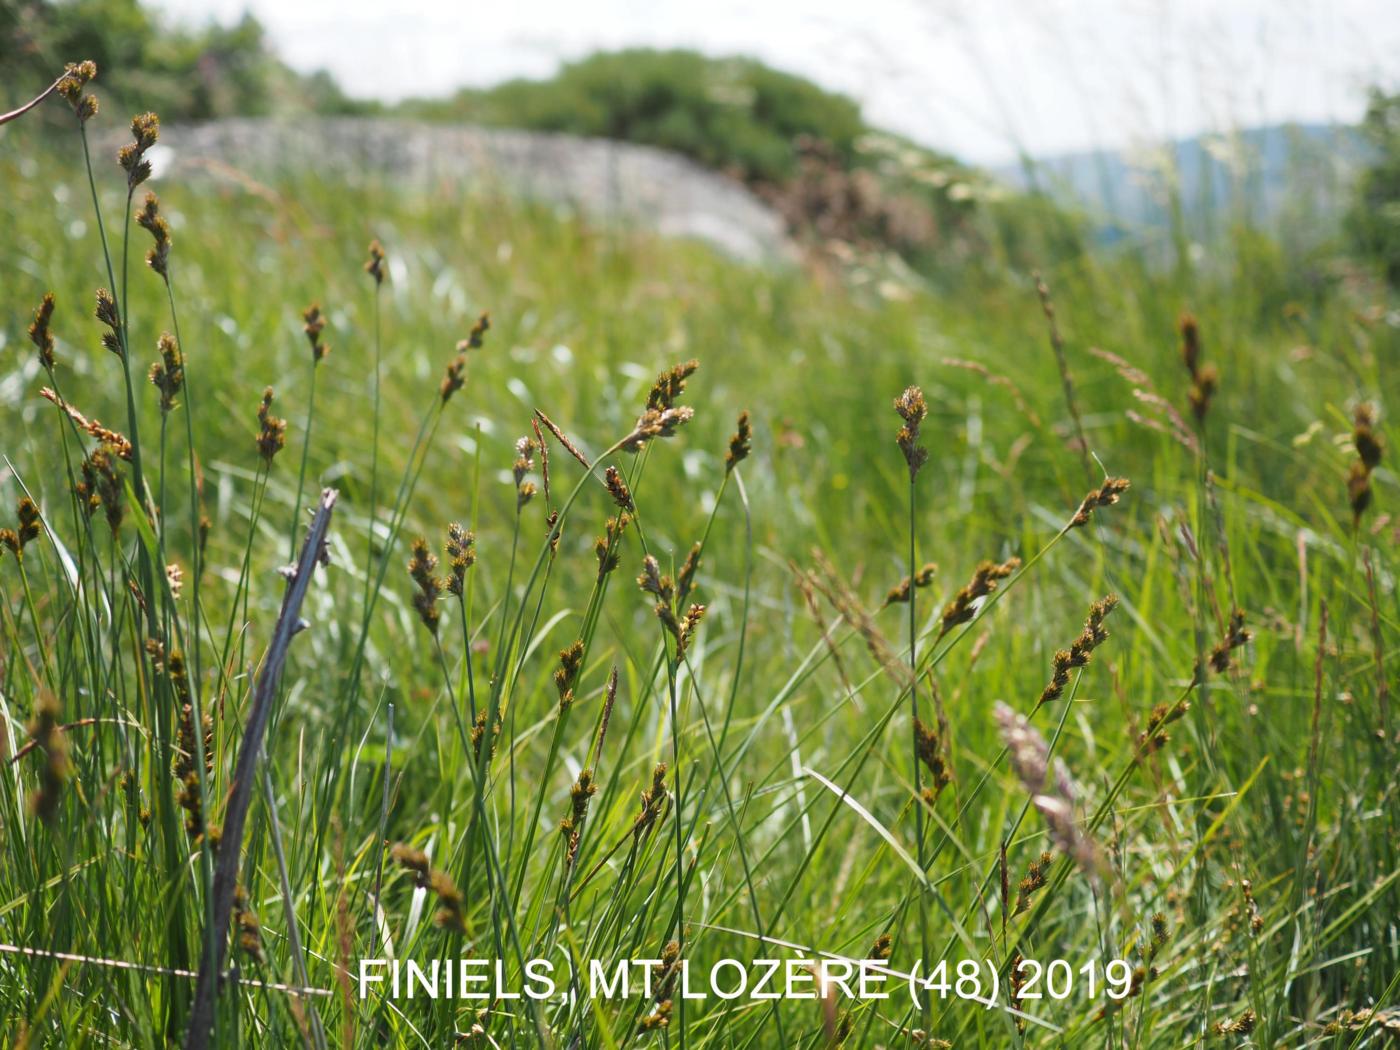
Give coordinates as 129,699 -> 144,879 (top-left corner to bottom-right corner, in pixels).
884,562 -> 936,606
42,388 -> 132,460
26,691 -> 68,824
554,639 -> 585,708
676,542 -> 702,604
1180,314 -> 1218,422
1206,608 -> 1251,676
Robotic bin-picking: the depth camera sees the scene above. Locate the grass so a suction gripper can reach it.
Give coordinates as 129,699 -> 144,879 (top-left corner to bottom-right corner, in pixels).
0,77 -> 1397,1049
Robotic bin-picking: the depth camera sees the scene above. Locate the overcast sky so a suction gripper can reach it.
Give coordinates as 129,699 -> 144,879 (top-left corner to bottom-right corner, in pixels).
151,0 -> 1399,165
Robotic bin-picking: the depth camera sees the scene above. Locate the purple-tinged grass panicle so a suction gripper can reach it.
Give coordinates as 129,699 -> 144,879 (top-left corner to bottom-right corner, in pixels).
994,701 -> 1100,882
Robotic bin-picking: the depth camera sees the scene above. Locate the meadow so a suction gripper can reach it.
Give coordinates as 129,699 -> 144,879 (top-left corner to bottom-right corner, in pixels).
1,65 -> 1398,1048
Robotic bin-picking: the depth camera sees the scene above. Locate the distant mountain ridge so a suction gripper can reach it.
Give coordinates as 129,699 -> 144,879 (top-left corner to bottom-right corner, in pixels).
999,123 -> 1370,243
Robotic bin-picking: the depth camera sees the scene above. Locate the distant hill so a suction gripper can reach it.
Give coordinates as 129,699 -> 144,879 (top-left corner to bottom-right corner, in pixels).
1000,124 -> 1371,246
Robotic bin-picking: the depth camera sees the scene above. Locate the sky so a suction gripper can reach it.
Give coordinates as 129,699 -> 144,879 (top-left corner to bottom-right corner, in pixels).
151,0 -> 1400,165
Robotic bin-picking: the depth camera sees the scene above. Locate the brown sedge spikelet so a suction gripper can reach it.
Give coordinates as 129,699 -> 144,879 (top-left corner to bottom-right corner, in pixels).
95,288 -> 122,357
939,557 -> 1020,638
676,542 -> 702,605
26,691 -> 69,823
29,293 -> 56,370
1070,476 -> 1131,528
232,885 -> 265,964
391,843 -> 431,888
303,302 -> 330,364
622,360 -> 699,452
677,603 -> 707,656
445,523 -> 475,597
365,239 -> 386,285
136,192 -> 171,279
1036,595 -> 1119,709
894,385 -> 929,480
1348,403 -> 1383,526
725,410 -> 752,472
56,60 -> 99,122
1137,697 -> 1190,753
442,320 -> 491,404
594,511 -> 632,580
1207,608 -> 1251,676
117,111 -> 160,189
255,387 -> 286,464
1211,1009 -> 1257,1036
884,562 -> 936,607
604,465 -> 633,510
407,537 -> 444,634
149,332 -> 184,412
559,768 -> 596,868
1,497 -> 43,561
513,436 -> 537,509
554,640 -> 585,710
913,716 -> 952,803
632,763 -> 668,840
1179,313 -> 1218,422
1014,851 -> 1054,914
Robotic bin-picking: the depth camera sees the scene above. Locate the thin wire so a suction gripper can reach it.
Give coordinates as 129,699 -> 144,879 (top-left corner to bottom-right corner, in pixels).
0,942 -> 332,998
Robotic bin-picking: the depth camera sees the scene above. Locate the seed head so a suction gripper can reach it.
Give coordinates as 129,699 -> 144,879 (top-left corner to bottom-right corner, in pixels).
365,239 -> 387,285
148,332 -> 184,412
725,410 -> 752,472
26,692 -> 69,823
604,466 -> 633,511
56,61 -> 98,122
445,523 -> 475,596
1179,314 -> 1217,422
559,768 -> 597,867
554,640 -> 585,709
939,558 -> 1020,637
884,562 -> 937,606
621,406 -> 695,454
676,542 -> 702,604
1206,608 -> 1251,676
1036,595 -> 1119,708
1,497 -> 43,562
40,388 -> 132,460
95,288 -> 122,357
1070,476 -> 1131,528
458,312 -> 490,351
136,192 -> 171,279
1349,404 -> 1383,526
28,293 -> 56,370
637,555 -> 674,604
117,112 -> 160,189
302,302 -> 330,364
407,537 -> 443,634
255,387 -> 286,464
632,763 -> 668,840
894,385 -> 929,479
647,359 -> 699,411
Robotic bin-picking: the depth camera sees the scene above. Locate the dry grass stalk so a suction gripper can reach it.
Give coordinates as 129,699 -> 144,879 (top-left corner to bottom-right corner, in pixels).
40,387 -> 133,460
1033,271 -> 1091,476
941,357 -> 1042,428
